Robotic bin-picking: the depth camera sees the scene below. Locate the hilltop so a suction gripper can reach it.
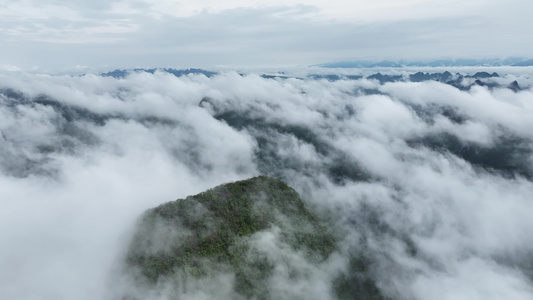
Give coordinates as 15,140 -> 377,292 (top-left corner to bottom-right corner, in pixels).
120,176 -> 382,299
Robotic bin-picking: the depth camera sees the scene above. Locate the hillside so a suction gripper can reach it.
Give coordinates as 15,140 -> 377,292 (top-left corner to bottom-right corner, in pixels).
120,176 -> 382,299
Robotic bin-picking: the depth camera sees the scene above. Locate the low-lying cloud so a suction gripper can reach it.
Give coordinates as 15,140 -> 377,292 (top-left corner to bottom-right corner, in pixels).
0,69 -> 532,299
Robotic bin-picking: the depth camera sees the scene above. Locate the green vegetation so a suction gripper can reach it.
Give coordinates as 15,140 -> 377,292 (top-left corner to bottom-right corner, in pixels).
124,176 -> 385,299
125,176 -> 336,298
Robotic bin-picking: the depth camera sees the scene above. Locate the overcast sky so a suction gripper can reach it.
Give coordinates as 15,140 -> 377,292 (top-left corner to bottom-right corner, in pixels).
0,0 -> 532,71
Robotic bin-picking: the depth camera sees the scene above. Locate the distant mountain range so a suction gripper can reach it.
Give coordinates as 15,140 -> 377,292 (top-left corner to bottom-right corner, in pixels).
101,68 -> 216,78
98,68 -> 526,93
316,58 -> 533,68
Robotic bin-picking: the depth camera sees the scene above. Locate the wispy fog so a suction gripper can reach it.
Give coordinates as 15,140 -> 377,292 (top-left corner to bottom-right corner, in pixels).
1,69 -> 532,299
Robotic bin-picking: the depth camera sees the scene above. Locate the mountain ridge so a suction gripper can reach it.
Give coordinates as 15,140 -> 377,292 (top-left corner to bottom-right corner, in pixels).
316,58 -> 533,68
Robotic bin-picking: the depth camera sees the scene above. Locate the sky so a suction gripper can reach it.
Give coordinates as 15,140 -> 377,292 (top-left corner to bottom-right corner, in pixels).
0,0 -> 532,72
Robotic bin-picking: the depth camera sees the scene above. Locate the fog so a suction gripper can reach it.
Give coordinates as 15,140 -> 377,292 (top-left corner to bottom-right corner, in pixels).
0,69 -> 532,299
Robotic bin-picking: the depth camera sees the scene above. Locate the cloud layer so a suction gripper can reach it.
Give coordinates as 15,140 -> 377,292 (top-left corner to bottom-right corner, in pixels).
1,0 -> 532,70
0,69 -> 533,299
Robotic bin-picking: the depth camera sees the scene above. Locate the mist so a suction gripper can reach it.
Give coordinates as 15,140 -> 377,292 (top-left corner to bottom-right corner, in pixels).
1,69 -> 532,299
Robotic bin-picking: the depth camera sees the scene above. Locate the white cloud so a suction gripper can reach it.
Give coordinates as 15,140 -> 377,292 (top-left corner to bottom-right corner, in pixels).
0,1 -> 83,21
108,0 -> 520,23
1,70 -> 533,299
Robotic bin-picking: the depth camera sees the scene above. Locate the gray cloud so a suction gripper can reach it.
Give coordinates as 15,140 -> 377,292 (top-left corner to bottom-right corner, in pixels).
1,1 -> 533,71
